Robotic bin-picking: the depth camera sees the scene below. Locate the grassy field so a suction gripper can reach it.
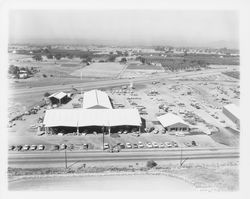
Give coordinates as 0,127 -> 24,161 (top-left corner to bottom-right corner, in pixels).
222,71 -> 240,79
142,55 -> 239,71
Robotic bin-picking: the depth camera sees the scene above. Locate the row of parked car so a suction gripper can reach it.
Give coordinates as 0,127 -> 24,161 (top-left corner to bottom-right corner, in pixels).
9,144 -> 45,151
104,141 -> 179,150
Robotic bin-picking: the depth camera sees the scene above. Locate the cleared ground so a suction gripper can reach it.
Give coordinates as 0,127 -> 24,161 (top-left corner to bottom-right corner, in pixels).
70,62 -> 126,78
8,174 -> 195,191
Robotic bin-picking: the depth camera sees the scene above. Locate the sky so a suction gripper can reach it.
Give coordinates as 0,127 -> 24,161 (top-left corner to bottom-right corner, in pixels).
9,10 -> 239,48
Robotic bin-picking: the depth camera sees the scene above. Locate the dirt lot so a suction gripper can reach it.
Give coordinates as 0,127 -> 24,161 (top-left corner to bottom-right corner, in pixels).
70,62 -> 126,78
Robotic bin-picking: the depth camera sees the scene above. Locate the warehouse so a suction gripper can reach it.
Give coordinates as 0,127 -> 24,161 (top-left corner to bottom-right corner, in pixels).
222,104 -> 240,128
43,108 -> 142,134
82,89 -> 113,109
157,113 -> 190,132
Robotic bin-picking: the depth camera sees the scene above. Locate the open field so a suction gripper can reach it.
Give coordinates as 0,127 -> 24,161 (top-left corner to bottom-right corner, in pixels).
127,63 -> 164,70
8,160 -> 238,191
70,62 -> 126,78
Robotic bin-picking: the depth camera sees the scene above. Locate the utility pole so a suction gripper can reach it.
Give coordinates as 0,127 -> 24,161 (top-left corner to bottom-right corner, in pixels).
180,147 -> 189,167
102,125 -> 104,151
65,147 -> 67,169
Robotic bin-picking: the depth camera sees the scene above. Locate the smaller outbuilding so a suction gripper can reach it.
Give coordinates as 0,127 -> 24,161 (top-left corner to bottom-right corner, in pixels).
222,104 -> 240,128
157,113 -> 190,132
48,92 -> 70,105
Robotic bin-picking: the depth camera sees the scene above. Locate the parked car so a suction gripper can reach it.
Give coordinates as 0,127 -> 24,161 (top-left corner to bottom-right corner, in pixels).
133,143 -> 138,148
126,142 -> 132,149
16,145 -> 22,151
30,145 -> 37,150
51,145 -> 59,151
191,141 -> 197,146
138,141 -> 144,148
184,142 -> 192,147
152,142 -> 159,148
159,143 -> 165,148
172,142 -> 178,147
83,143 -> 89,149
153,129 -> 159,134
38,145 -> 45,150
165,142 -> 172,148
68,144 -> 74,150
103,143 -> 109,150
22,145 -> 30,151
8,145 -> 15,151
118,143 -> 125,149
146,142 -> 153,148
60,144 -> 67,150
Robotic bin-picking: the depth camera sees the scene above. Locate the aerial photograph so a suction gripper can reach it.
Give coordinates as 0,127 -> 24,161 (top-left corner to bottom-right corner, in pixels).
6,9 -> 240,191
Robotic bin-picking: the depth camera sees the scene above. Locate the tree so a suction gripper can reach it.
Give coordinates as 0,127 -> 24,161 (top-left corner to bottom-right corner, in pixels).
32,54 -> 43,61
46,54 -> 53,59
108,54 -> 117,62
44,92 -> 51,97
8,65 -> 19,75
55,54 -> 62,60
120,57 -> 127,63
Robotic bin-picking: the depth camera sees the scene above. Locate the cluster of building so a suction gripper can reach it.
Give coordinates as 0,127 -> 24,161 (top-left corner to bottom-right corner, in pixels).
43,89 -> 240,135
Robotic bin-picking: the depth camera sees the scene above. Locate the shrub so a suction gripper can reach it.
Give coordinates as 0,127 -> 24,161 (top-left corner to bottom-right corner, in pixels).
42,74 -> 47,78
146,160 -> 157,168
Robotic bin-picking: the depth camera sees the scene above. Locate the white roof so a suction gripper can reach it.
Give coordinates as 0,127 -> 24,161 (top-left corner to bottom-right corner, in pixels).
49,92 -> 67,100
157,113 -> 189,128
82,90 -> 112,109
223,104 -> 240,119
44,109 -> 141,127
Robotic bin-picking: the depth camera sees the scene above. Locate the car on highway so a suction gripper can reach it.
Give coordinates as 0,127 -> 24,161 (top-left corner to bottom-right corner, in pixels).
126,142 -> 132,149
133,143 -> 138,148
30,145 -> 37,150
60,144 -> 67,150
138,141 -> 144,148
22,145 -> 30,151
103,143 -> 109,150
9,145 -> 15,151
165,142 -> 172,148
38,145 -> 45,150
146,142 -> 153,148
152,142 -> 159,148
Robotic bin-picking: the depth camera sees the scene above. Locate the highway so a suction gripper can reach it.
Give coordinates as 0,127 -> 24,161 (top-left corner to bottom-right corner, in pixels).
10,68 -> 229,97
8,147 -> 239,168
